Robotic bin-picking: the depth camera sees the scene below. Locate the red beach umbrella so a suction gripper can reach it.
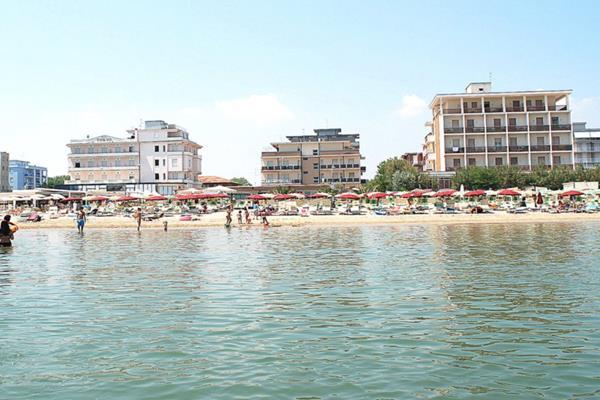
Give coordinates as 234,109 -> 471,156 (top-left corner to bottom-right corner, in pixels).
90,195 -> 109,201
62,197 -> 82,202
115,196 -> 138,202
337,192 -> 361,200
464,190 -> 486,197
497,189 -> 521,196
273,194 -> 294,201
559,190 -> 584,198
434,189 -> 456,197
146,195 -> 168,201
207,193 -> 230,199
367,192 -> 388,199
248,194 -> 267,201
175,193 -> 197,201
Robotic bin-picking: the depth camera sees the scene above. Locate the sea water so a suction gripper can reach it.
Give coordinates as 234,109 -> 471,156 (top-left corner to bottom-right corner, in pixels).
1,223 -> 599,399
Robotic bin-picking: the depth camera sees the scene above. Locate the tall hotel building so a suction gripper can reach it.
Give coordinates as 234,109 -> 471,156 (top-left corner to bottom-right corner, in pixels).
66,120 -> 202,194
261,128 -> 365,187
426,82 -> 574,173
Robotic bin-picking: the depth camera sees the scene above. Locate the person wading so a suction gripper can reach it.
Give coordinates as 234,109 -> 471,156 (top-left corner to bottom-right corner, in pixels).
0,215 -> 18,247
133,208 -> 142,231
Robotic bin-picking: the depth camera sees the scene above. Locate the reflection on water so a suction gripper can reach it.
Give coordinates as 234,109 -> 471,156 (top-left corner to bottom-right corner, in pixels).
0,224 -> 599,399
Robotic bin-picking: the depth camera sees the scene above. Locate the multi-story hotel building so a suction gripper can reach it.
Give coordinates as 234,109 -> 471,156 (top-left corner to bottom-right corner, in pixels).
0,152 -> 9,192
429,82 -> 574,172
9,160 -> 48,190
261,128 -> 365,187
573,122 -> 600,168
66,120 -> 202,194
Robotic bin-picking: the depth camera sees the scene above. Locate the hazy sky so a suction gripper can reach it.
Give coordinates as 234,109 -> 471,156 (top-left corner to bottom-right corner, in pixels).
1,0 -> 600,184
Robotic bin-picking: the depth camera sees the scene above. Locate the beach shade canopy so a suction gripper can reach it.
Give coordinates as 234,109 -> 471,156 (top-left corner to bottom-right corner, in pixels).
367,192 -> 388,199
202,185 -> 237,194
337,192 -> 362,200
62,197 -> 83,202
308,192 -> 331,199
464,190 -> 486,197
115,196 -> 139,202
498,189 -> 521,196
146,195 -> 168,201
84,195 -> 109,201
434,189 -> 457,197
559,190 -> 585,198
248,194 -> 267,201
175,193 -> 203,201
208,193 -> 230,199
289,193 -> 306,199
401,191 -> 424,199
273,194 -> 295,201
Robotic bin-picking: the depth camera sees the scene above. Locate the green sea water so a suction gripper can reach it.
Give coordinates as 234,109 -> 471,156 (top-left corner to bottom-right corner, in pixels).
1,223 -> 599,399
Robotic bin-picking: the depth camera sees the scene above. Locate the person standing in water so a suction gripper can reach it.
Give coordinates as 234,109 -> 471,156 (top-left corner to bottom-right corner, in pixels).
76,209 -> 87,233
133,208 -> 142,231
244,207 -> 251,224
237,210 -> 243,225
225,205 -> 233,227
0,215 -> 18,247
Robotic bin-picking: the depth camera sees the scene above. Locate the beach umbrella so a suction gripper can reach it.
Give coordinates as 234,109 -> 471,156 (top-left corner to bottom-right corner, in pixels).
202,185 -> 237,194
485,190 -> 498,197
434,189 -> 456,197
309,192 -> 331,199
175,193 -> 199,201
559,190 -> 584,198
274,194 -> 295,201
87,195 -> 109,202
289,193 -> 306,199
464,190 -> 486,197
498,189 -> 521,196
115,196 -> 138,202
208,193 -> 230,199
367,192 -> 388,199
62,197 -> 82,202
400,192 -> 415,199
248,194 -> 267,201
178,188 -> 202,195
146,195 -> 168,201
337,192 -> 361,200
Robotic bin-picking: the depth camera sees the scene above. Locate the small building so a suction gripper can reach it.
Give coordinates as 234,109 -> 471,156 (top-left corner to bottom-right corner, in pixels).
573,122 -> 600,168
197,176 -> 240,187
0,152 -> 9,192
401,152 -> 424,171
9,160 -> 48,190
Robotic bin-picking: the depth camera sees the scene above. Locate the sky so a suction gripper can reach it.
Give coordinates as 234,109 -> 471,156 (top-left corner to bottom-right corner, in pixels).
1,0 -> 600,184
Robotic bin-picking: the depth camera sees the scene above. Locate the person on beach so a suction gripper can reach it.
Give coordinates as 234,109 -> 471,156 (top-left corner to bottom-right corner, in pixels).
244,207 -> 251,224
133,208 -> 142,231
76,209 -> 86,233
0,215 -> 18,247
262,214 -> 269,227
237,210 -> 243,225
225,205 -> 232,227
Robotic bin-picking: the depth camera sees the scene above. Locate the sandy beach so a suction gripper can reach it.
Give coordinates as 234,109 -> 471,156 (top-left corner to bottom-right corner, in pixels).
12,211 -> 600,230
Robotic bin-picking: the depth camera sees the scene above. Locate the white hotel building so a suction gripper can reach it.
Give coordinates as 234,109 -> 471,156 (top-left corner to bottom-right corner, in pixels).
66,120 -> 202,194
426,82 -> 574,173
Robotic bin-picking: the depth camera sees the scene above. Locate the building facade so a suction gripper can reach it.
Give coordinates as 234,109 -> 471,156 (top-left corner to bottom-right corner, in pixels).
261,128 -> 365,187
9,160 -> 48,190
429,82 -> 574,172
573,122 -> 600,168
422,130 -> 436,172
65,120 -> 202,194
0,152 -> 9,192
401,152 -> 424,171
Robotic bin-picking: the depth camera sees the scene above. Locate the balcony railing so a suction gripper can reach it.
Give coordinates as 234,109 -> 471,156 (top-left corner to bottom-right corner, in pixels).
444,127 -> 464,133
529,124 -> 549,132
464,108 -> 482,113
507,125 -> 528,132
485,106 -> 504,113
527,105 -> 546,111
509,145 -> 529,152
486,126 -> 505,132
506,106 -> 524,112
548,105 -> 568,111
262,179 -> 302,185
443,108 -> 462,114
261,165 -> 301,171
551,124 -> 571,131
552,144 -> 573,151
465,146 -> 486,153
531,145 -> 551,151
487,146 -> 507,152
465,126 -> 485,133
445,147 -> 464,153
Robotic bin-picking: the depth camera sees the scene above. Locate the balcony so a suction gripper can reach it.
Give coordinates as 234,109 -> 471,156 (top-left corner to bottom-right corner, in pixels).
465,146 -> 486,153
506,106 -> 524,112
531,145 -> 551,151
486,126 -> 506,133
487,146 -> 507,152
509,145 -> 529,152
553,144 -> 573,151
464,108 -> 482,113
485,106 -> 504,113
445,147 -> 464,153
262,179 -> 302,185
551,124 -> 571,131
261,165 -> 300,171
444,108 -> 462,114
548,105 -> 568,111
319,150 -> 361,155
527,105 -> 546,111
261,151 -> 301,157
507,125 -> 528,132
444,127 -> 464,134
529,124 -> 549,132
465,126 -> 485,133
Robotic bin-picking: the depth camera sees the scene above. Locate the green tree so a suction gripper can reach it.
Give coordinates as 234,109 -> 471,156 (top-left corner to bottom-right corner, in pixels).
44,175 -> 70,188
231,177 -> 252,186
368,157 -> 436,191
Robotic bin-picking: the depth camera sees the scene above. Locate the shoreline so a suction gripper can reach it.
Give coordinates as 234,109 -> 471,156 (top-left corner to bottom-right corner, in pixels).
11,212 -> 600,230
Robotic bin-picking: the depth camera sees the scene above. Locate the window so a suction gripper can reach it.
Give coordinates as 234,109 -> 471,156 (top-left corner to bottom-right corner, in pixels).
128,159 -> 135,166
312,149 -> 318,155
537,137 -> 545,145
536,99 -> 543,106
452,139 -> 460,147
466,119 -> 474,128
484,101 -> 490,109
303,171 -> 308,174
87,160 -> 94,167
155,173 -> 160,180
453,159 -> 461,167
538,156 -> 546,165
154,145 -> 159,152
163,173 -> 166,180
129,146 -> 134,153
101,160 -> 108,167
349,172 -> 355,178
508,118 -> 517,126
551,116 -> 559,125
154,159 -> 159,166
494,118 -> 501,127
494,138 -> 502,147
512,100 -> 520,108
510,157 -> 518,165
553,156 -> 562,165
526,100 -> 532,108
313,176 -> 319,183
495,157 -> 503,166
552,136 -> 560,145
536,117 -> 544,126
452,119 -> 459,128
509,137 -> 517,146
163,145 -> 166,152
471,101 -> 477,108
468,158 -> 476,166
162,159 -> 166,166
74,162 -> 81,168
467,138 -> 475,148
115,159 -> 121,167
313,163 -> 319,169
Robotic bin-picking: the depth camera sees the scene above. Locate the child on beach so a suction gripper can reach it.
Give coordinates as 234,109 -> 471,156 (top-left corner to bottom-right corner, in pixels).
237,210 -> 243,225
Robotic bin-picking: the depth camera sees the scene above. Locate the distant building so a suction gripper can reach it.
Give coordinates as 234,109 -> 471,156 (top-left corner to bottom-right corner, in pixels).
65,120 -> 202,194
428,82 -> 574,172
0,152 -> 9,192
573,122 -> 600,168
197,176 -> 240,187
261,128 -> 365,188
401,152 -> 424,171
422,130 -> 436,172
9,160 -> 48,190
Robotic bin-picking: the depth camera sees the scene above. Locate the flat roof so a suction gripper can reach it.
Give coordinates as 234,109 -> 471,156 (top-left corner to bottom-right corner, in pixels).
429,89 -> 572,108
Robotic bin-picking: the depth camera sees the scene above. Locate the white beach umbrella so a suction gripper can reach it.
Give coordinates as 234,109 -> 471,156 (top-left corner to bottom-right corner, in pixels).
485,190 -> 498,196
178,188 -> 202,195
202,185 -> 237,194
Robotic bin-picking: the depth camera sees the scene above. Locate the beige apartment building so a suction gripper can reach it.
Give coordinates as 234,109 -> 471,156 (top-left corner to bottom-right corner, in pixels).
261,128 -> 365,187
66,120 -> 202,194
427,82 -> 574,172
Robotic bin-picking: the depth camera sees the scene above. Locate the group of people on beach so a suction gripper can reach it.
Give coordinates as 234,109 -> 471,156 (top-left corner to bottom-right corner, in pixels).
225,205 -> 268,228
